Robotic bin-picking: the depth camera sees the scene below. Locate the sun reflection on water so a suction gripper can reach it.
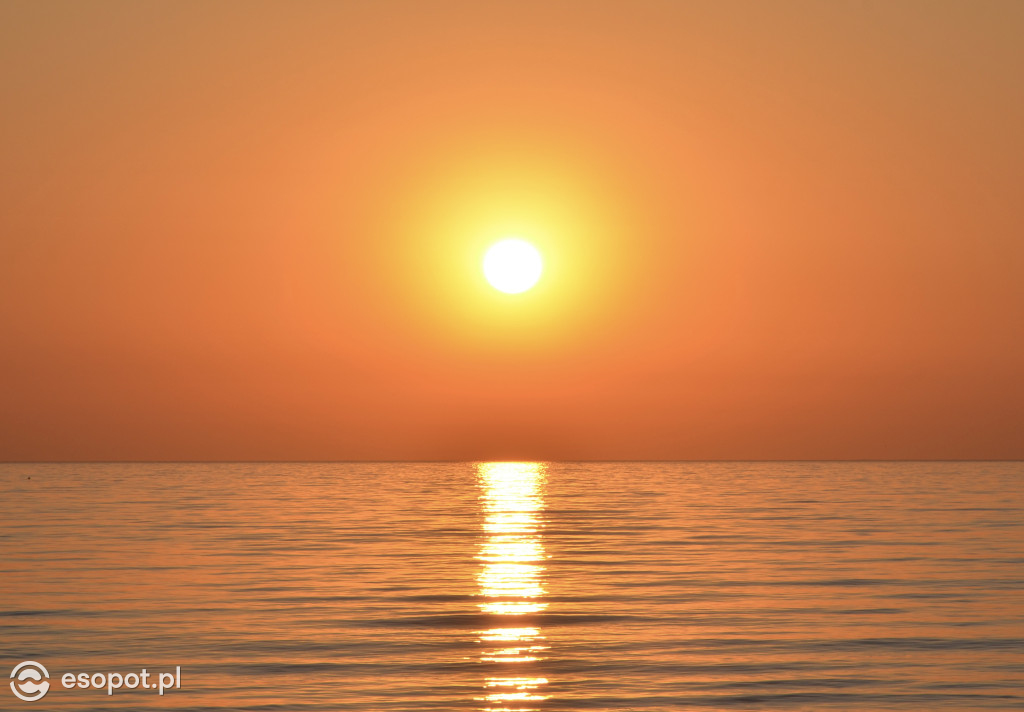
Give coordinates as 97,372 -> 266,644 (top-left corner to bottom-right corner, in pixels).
475,462 -> 550,711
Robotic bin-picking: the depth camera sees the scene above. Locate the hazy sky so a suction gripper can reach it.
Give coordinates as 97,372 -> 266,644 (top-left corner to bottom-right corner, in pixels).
2,1 -> 1022,460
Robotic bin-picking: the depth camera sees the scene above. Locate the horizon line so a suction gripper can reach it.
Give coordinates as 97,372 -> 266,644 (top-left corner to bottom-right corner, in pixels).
2,459 -> 1022,465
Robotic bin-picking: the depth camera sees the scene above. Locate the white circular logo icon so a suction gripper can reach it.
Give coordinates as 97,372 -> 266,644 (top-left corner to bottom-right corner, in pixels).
10,662 -> 49,702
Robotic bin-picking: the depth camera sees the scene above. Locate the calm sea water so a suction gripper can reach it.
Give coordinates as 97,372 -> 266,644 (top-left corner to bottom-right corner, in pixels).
1,462 -> 1022,710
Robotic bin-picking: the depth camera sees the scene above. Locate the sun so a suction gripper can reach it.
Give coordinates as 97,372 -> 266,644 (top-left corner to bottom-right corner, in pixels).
483,239 -> 543,294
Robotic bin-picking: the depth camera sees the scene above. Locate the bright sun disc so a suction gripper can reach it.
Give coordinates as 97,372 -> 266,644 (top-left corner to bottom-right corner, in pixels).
483,239 -> 543,294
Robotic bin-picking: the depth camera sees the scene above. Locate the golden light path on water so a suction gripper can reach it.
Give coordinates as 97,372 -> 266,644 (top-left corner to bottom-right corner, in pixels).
475,462 -> 550,711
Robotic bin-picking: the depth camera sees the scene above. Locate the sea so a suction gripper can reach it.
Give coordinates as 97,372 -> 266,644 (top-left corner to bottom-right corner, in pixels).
1,461 -> 1022,711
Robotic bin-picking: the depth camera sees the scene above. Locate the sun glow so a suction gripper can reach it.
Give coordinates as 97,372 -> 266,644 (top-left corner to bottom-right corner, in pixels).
483,239 -> 543,294
387,145 -> 637,353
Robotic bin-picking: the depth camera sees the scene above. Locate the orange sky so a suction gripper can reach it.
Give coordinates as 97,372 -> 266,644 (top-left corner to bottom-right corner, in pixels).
1,1 -> 1022,461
